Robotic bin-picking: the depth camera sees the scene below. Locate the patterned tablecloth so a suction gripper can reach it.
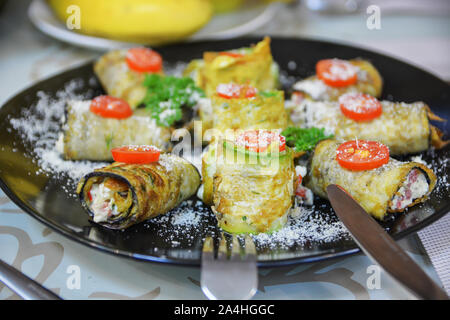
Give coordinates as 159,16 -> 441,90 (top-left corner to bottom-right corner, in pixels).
0,0 -> 448,300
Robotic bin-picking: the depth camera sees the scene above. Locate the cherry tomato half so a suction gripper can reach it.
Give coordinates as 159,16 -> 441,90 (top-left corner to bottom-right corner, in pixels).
126,47 -> 163,73
111,145 -> 161,164
336,140 -> 389,171
235,130 -> 286,153
339,93 -> 382,122
219,51 -> 244,58
90,95 -> 133,119
216,83 -> 257,99
316,59 -> 358,87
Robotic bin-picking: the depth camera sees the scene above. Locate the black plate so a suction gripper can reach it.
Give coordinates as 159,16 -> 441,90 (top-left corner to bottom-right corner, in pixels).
0,37 -> 449,267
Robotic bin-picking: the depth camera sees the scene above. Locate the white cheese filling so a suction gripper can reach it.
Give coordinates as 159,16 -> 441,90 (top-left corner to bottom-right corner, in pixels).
292,78 -> 328,100
196,183 -> 204,201
196,97 -> 212,117
390,169 -> 429,211
89,183 -> 120,223
55,133 -> 64,154
294,165 -> 314,206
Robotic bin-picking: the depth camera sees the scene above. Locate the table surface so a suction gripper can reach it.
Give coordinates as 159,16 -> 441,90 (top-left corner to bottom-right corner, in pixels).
0,0 -> 448,300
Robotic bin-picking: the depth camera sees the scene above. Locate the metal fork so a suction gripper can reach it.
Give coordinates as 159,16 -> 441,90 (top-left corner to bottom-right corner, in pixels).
201,233 -> 258,300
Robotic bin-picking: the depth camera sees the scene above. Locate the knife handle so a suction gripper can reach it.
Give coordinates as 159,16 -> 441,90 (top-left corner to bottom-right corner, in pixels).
0,259 -> 62,300
326,184 -> 449,300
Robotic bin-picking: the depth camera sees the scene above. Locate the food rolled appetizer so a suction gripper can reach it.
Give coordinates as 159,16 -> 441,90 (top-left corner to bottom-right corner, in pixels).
94,47 -> 163,109
202,130 -> 295,234
305,139 -> 437,220
290,93 -> 446,155
60,96 -> 172,161
292,58 -> 383,102
183,37 -> 279,97
204,83 -> 288,133
77,146 -> 201,229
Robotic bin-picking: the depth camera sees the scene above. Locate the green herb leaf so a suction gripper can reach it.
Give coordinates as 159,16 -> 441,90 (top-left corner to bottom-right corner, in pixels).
259,91 -> 278,98
105,134 -> 113,150
141,74 -> 205,127
281,127 -> 333,152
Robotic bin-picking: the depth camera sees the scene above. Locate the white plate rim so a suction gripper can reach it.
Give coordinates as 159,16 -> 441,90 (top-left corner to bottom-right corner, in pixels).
28,0 -> 283,51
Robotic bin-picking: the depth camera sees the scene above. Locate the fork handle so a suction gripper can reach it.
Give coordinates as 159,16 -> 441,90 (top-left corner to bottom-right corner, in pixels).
0,259 -> 62,300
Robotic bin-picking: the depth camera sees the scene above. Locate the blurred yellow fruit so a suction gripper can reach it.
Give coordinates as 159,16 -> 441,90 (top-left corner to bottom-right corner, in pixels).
210,0 -> 244,13
47,0 -> 213,45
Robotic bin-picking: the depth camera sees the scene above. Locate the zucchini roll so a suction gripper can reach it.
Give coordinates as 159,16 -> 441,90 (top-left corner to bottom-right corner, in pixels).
292,59 -> 383,101
210,86 -> 288,133
60,100 -> 171,161
304,139 -> 437,220
94,48 -> 163,109
77,153 -> 201,229
290,99 -> 441,155
183,37 -> 279,97
202,131 -> 295,234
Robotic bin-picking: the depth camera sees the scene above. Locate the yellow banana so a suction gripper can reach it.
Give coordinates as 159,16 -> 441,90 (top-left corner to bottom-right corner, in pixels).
210,0 -> 243,13
48,0 -> 213,45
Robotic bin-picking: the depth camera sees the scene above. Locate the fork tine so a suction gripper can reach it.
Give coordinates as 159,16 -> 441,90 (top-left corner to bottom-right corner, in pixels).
217,233 -> 228,260
230,235 -> 241,261
201,233 -> 258,300
202,236 -> 214,262
244,235 -> 256,260
202,236 -> 214,253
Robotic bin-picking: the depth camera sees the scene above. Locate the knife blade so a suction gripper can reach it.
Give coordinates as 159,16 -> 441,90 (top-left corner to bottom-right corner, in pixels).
326,184 -> 448,300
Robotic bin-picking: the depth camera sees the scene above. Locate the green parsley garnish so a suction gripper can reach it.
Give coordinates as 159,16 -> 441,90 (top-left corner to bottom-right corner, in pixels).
105,134 -> 113,150
141,74 -> 205,127
281,127 -> 333,152
259,91 -> 278,98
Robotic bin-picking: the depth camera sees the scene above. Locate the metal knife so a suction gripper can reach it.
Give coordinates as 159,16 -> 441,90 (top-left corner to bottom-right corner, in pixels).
0,259 -> 62,300
326,184 -> 448,300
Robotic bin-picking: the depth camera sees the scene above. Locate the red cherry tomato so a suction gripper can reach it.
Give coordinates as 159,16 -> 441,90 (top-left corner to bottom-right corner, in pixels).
219,52 -> 244,58
291,91 -> 305,105
316,59 -> 358,87
336,140 -> 389,171
111,145 -> 161,164
244,86 -> 257,98
126,47 -> 163,73
216,83 -> 257,99
90,95 -> 133,119
235,130 -> 286,153
294,174 -> 305,197
216,83 -> 241,99
295,186 -> 307,198
339,93 -> 382,121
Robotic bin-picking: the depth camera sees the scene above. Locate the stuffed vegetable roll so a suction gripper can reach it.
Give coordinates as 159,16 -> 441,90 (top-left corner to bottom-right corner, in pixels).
94,47 -> 163,109
77,152 -> 201,229
202,130 -> 295,234
208,84 -> 288,133
60,98 -> 172,161
305,139 -> 437,220
292,58 -> 382,101
183,37 -> 279,97
290,95 -> 444,155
